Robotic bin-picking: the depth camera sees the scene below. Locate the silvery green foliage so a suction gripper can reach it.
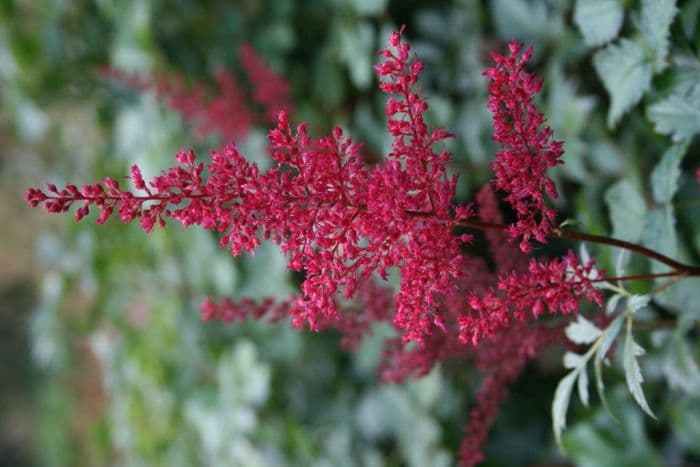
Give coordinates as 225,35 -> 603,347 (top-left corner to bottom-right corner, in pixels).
639,0 -> 678,72
647,84 -> 700,142
586,0 -> 684,127
650,144 -> 687,204
604,180 -> 647,243
574,0 -> 623,47
647,53 -> 700,141
593,39 -> 652,127
554,294 -> 653,449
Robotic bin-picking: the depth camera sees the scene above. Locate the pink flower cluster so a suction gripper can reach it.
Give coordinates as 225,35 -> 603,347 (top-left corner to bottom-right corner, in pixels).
25,29 -> 608,465
100,43 -> 292,142
484,41 -> 564,252
459,322 -> 563,467
459,251 -> 603,345
28,30 -> 473,345
201,278 -> 394,351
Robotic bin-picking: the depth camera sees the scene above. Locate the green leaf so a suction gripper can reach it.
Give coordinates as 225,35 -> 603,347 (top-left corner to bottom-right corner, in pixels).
623,330 -> 656,418
564,351 -> 587,369
594,313 -> 624,419
563,397 -> 662,466
594,355 -> 617,421
566,315 -> 602,344
597,313 -> 624,361
605,180 -> 647,242
664,331 -> 700,393
338,22 -> 375,89
679,1 -> 700,39
573,0 -> 624,47
627,295 -> 651,314
647,84 -> 700,142
553,370 -> 578,449
639,0 -> 678,72
593,39 -> 652,127
642,207 -> 678,275
606,293 -> 623,315
577,366 -> 590,407
348,0 -> 388,15
491,0 -> 561,40
651,143 -> 688,203
615,249 -> 630,278
547,64 -> 597,181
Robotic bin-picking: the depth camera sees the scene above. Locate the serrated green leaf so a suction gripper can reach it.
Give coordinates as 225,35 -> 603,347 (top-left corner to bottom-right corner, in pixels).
651,143 -> 688,203
639,0 -> 678,72
605,180 -> 647,242
628,295 -> 651,313
647,84 -> 700,142
566,315 -> 602,344
623,330 -> 656,418
573,0 -> 624,47
594,39 -> 652,127
553,370 -> 578,448
597,313 -> 624,360
673,52 -> 700,91
577,366 -> 590,407
642,207 -> 678,275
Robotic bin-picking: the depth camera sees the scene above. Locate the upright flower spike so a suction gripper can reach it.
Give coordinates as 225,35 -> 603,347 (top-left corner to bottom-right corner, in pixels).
484,41 -> 564,252
373,28 -> 466,343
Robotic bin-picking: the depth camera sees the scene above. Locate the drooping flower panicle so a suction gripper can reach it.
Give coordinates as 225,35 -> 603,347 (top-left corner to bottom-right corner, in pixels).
27,29 -> 472,346
459,322 -> 563,467
484,41 -> 564,252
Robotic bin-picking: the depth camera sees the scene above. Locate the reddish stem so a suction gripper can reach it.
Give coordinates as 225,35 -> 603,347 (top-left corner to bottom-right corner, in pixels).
455,219 -> 700,276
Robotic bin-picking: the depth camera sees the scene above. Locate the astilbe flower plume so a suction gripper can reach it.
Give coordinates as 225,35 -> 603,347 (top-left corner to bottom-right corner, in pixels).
27,29 -> 470,345
459,250 -> 603,346
100,43 -> 292,142
459,322 -> 564,467
484,41 -> 564,252
202,277 -> 394,351
24,29 -> 608,465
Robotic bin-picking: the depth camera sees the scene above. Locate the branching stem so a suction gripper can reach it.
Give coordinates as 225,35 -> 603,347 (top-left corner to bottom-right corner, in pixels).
455,219 -> 700,277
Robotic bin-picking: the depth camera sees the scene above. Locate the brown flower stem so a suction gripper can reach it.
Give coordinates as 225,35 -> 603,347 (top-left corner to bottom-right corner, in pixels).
454,219 -> 700,276
554,229 -> 700,273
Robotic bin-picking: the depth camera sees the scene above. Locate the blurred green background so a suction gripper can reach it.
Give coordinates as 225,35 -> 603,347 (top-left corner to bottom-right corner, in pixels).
2,1 -> 699,466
